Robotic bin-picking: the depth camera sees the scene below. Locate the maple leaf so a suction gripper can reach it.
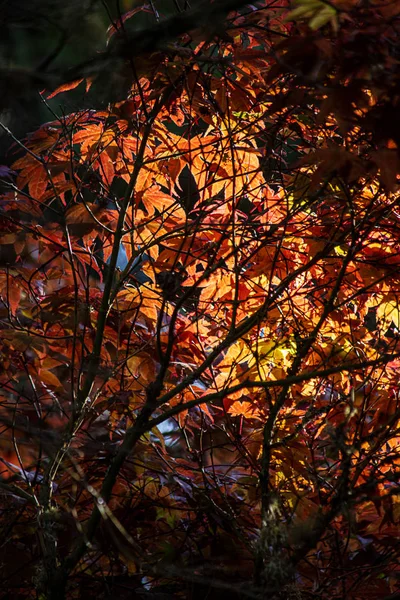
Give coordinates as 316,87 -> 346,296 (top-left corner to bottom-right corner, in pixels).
228,400 -> 261,420
1,1 -> 400,597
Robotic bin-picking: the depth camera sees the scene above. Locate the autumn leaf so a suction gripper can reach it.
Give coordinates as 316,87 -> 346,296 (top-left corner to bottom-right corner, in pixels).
1,2 -> 400,597
228,400 -> 261,420
46,79 -> 85,99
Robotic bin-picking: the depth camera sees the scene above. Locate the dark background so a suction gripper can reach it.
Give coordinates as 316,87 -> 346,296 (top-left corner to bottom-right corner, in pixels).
0,0 -> 192,161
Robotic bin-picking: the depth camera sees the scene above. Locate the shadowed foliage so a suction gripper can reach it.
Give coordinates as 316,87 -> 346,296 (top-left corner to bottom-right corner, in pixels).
1,1 -> 400,599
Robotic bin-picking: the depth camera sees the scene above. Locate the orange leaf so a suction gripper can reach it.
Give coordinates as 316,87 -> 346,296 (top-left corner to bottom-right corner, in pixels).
46,79 -> 84,100
39,369 -> 63,390
228,400 -> 261,420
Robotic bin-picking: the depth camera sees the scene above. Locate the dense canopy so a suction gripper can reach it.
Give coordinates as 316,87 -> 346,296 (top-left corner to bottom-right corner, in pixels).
0,1 -> 400,598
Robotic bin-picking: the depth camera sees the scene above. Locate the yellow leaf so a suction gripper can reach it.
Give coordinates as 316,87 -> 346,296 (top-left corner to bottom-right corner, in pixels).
334,244 -> 348,257
377,300 -> 400,329
285,0 -> 336,30
309,5 -> 336,29
285,5 -> 317,21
